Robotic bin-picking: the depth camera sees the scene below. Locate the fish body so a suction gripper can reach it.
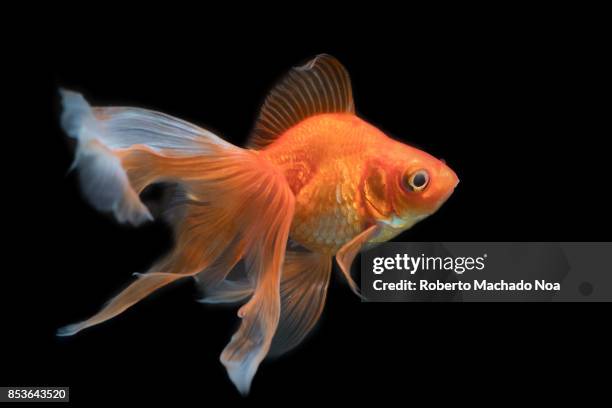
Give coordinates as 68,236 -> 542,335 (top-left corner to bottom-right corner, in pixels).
57,54 -> 458,395
263,113 -> 457,254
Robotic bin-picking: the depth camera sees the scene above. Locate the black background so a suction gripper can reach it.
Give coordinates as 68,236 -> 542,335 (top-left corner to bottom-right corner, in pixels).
3,10 -> 609,405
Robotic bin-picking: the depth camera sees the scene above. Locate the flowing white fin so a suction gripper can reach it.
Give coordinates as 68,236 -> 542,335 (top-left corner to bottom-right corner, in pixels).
59,89 -> 232,225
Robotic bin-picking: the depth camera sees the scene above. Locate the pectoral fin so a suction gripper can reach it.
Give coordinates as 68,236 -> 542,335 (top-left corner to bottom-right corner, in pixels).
335,225 -> 380,298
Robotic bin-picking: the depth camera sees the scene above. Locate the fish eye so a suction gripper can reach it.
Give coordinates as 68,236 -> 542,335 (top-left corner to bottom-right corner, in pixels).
402,169 -> 430,192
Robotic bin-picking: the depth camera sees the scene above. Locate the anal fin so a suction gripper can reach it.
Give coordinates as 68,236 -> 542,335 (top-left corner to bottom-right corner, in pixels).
270,251 -> 332,356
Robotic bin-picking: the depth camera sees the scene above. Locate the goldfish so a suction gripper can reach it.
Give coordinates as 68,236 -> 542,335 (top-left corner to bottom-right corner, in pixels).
57,54 -> 458,395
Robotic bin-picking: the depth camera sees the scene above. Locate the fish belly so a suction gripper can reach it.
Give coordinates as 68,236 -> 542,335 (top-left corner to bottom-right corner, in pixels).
289,167 -> 366,254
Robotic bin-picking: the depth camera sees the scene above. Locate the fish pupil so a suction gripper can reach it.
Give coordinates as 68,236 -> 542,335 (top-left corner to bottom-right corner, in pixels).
413,172 -> 427,188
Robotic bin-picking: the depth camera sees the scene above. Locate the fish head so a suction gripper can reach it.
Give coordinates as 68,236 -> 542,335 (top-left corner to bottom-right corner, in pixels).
363,142 -> 459,242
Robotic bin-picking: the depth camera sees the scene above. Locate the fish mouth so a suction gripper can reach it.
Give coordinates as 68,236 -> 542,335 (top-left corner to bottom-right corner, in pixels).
438,178 -> 459,207
431,171 -> 459,210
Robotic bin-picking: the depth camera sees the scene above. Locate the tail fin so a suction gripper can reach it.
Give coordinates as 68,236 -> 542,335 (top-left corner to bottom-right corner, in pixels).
59,89 -> 234,225
58,91 -> 295,394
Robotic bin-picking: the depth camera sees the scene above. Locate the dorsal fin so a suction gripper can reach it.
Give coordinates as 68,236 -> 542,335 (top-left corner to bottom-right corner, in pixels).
247,54 -> 355,149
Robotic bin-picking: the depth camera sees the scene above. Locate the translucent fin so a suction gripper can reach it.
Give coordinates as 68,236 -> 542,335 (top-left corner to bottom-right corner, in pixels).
72,139 -> 153,225
335,225 -> 380,298
197,279 -> 253,304
195,237 -> 251,305
56,272 -> 184,336
55,187 -> 244,336
57,125 -> 295,345
247,54 -> 355,149
219,169 -> 295,396
270,251 -> 331,356
59,89 -> 233,225
198,248 -> 332,353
